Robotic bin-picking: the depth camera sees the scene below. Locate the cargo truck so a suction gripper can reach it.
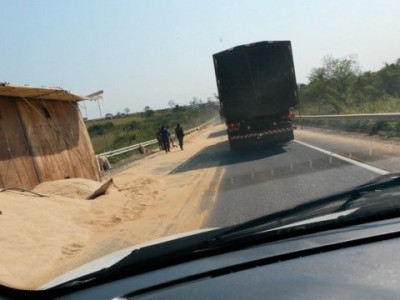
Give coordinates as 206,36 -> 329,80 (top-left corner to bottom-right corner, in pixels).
213,41 -> 299,150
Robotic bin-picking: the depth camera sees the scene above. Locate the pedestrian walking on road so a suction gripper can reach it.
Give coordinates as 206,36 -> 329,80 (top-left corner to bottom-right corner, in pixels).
167,126 -> 177,148
157,126 -> 164,150
175,123 -> 185,150
161,125 -> 171,153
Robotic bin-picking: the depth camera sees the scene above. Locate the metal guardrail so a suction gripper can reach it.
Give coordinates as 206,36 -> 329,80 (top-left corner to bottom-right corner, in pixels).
99,116 -> 219,158
297,113 -> 400,122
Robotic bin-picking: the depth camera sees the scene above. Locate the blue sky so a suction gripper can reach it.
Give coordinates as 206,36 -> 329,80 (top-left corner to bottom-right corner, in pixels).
1,0 -> 400,119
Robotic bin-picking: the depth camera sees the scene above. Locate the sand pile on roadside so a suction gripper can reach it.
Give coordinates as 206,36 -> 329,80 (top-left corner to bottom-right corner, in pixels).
0,175 -> 166,289
0,188 -> 92,288
0,123 -> 226,289
33,178 -> 105,199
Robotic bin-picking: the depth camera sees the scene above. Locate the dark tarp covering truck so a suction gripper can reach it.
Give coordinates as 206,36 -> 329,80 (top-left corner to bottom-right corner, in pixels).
213,41 -> 299,150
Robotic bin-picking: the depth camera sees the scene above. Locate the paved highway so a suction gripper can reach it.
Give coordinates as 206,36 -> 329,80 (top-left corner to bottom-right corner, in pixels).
172,126 -> 392,228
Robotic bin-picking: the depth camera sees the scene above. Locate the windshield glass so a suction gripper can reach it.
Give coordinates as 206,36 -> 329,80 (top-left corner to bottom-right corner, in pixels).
1,0 -> 400,290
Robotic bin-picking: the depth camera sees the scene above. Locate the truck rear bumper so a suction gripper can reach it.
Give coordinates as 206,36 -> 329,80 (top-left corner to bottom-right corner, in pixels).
228,127 -> 294,150
228,127 -> 294,141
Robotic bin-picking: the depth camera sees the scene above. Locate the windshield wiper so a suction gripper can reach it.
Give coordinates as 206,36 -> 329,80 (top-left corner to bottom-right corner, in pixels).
357,172 -> 400,187
207,172 -> 400,247
340,172 -> 400,208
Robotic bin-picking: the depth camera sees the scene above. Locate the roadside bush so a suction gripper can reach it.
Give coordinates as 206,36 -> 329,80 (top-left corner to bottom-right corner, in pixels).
112,133 -> 137,148
124,120 -> 138,131
88,121 -> 114,136
368,120 -> 385,135
88,125 -> 104,136
297,118 -> 400,138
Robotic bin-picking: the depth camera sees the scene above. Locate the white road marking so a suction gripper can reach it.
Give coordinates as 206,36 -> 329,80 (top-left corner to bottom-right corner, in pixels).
294,140 -> 389,175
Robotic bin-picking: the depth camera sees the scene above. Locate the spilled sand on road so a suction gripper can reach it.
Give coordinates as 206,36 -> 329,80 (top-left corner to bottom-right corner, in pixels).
0,123 -> 227,289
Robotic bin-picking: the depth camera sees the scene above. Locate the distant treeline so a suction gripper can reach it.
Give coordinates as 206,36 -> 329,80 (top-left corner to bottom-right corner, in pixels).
299,56 -> 400,114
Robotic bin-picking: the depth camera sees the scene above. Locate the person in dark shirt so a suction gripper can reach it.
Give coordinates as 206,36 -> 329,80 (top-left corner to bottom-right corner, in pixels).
160,125 -> 170,153
175,123 -> 185,150
157,126 -> 164,150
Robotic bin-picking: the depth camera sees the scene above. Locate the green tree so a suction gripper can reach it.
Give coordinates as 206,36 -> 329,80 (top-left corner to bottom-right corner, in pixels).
143,106 -> 154,118
308,55 -> 361,113
378,58 -> 400,97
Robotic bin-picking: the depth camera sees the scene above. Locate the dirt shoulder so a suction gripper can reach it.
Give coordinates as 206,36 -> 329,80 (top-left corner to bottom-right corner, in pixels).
0,123 -> 227,289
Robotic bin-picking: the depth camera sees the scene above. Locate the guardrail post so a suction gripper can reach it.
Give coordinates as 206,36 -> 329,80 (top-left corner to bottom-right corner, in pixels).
139,144 -> 145,155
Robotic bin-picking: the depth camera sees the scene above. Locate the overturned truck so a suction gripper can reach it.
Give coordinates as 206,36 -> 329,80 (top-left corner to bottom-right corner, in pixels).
0,83 -> 100,189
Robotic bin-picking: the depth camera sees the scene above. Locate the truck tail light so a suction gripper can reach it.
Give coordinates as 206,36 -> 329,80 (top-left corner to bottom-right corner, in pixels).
283,113 -> 295,120
227,122 -> 240,129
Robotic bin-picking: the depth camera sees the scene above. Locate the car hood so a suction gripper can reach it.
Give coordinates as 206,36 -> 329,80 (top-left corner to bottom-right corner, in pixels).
40,228 -> 215,289
40,208 -> 359,290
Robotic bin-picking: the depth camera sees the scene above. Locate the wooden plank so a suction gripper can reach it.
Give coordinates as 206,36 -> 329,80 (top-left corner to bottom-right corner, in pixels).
86,178 -> 113,200
0,98 -> 39,189
0,85 -> 83,101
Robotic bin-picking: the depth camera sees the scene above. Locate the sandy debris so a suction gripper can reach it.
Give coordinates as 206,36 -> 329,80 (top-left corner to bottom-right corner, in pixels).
0,123 -> 226,289
33,178 -> 106,199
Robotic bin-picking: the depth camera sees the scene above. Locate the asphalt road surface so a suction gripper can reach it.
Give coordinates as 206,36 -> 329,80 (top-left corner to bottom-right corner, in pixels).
172,126 -> 391,228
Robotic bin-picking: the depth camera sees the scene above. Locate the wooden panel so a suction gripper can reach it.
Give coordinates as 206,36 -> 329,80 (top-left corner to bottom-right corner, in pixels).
0,99 -> 39,189
51,101 -> 100,181
17,99 -> 100,183
74,107 -> 101,181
